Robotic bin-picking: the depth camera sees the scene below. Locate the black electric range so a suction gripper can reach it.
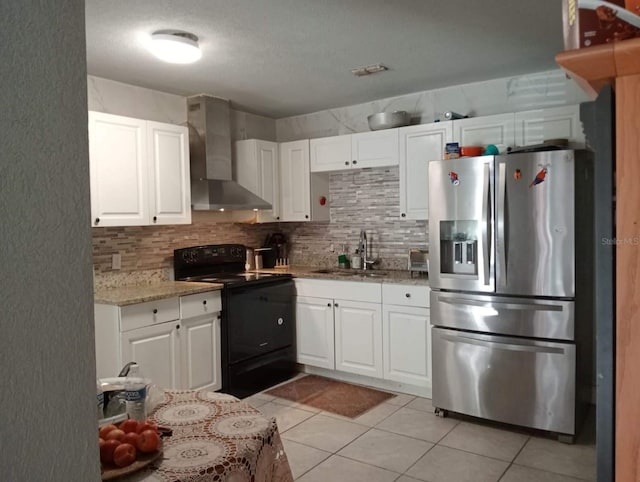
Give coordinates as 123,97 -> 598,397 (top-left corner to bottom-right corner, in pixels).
174,244 -> 297,398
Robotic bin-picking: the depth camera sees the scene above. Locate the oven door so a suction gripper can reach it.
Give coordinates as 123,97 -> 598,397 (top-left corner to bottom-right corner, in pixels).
226,280 -> 295,365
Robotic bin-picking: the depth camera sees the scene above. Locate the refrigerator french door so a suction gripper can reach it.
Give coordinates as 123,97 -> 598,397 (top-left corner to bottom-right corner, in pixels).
428,150 -> 593,438
428,155 -> 495,293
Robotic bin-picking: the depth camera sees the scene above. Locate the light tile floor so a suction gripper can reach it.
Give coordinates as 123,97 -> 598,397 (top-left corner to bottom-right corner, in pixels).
244,377 -> 596,482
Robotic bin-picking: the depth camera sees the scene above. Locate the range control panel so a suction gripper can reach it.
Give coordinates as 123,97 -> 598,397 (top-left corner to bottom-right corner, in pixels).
174,244 -> 247,279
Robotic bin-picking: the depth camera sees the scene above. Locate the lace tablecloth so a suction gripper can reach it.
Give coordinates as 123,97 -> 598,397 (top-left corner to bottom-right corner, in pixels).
121,390 -> 293,482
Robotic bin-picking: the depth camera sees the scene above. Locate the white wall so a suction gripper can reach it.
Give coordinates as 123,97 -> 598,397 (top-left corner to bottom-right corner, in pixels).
87,75 -> 277,141
0,2 -> 99,480
276,69 -> 590,141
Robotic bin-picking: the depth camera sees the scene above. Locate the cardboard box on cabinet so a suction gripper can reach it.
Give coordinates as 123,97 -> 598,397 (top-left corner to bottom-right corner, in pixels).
563,0 -> 640,50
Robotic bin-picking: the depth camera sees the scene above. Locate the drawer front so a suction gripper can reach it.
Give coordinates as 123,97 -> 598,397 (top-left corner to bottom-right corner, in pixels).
432,327 -> 575,434
295,278 -> 381,303
180,290 -> 222,320
120,297 -> 180,332
382,284 -> 430,308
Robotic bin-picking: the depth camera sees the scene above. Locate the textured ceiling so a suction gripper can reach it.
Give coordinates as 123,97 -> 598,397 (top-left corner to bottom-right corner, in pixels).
85,0 -> 565,119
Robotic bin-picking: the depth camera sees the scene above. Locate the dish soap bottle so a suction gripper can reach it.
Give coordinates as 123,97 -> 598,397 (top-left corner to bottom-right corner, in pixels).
351,249 -> 362,269
124,363 -> 147,421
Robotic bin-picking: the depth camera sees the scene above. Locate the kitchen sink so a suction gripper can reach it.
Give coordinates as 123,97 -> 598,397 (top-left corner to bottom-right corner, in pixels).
311,269 -> 389,278
311,269 -> 353,276
358,272 -> 388,278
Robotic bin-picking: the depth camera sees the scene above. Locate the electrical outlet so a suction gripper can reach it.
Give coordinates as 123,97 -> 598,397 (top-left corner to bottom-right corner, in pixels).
112,253 -> 121,270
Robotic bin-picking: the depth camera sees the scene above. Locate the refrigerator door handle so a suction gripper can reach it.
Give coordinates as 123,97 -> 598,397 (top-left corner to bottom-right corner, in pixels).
439,332 -> 566,355
438,296 -> 563,312
481,163 -> 491,286
497,161 -> 507,285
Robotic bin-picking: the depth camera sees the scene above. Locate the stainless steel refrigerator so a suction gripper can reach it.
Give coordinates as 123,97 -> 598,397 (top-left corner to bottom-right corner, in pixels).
428,149 -> 594,440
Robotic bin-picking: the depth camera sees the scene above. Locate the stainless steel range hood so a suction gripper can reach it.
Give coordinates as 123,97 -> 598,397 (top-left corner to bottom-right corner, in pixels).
187,95 -> 272,211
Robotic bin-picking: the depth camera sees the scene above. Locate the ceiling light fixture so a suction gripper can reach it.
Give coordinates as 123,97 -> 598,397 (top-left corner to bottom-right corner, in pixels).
350,63 -> 389,77
149,31 -> 202,64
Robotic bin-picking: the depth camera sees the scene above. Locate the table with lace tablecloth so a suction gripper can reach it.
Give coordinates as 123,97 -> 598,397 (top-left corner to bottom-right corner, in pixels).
121,389 -> 293,482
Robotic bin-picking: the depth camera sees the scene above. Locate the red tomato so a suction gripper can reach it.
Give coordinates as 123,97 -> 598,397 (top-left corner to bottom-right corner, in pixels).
119,419 -> 140,434
122,432 -> 140,447
100,439 -> 121,464
137,429 -> 160,453
136,421 -> 158,434
98,424 -> 118,439
113,443 -> 137,468
105,429 -> 126,441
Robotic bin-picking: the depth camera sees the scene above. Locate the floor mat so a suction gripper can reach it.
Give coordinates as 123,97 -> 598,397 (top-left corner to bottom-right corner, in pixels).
265,375 -> 396,418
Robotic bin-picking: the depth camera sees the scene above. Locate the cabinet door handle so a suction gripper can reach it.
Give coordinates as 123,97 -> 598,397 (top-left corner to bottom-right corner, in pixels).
95,218 -> 100,225
352,160 -> 357,165
345,161 -> 349,166
176,324 -> 180,330
327,303 -> 331,307
276,216 -> 280,220
202,300 -> 207,305
153,216 -> 157,222
305,214 -> 309,219
152,309 -> 158,314
405,293 -> 411,298
401,213 -> 406,218
334,303 -> 339,308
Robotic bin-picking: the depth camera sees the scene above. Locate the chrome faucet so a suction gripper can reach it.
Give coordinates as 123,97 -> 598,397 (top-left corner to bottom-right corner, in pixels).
359,230 -> 377,270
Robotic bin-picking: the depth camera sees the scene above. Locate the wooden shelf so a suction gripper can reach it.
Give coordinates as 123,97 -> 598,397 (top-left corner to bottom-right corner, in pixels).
556,38 -> 640,98
557,38 -> 640,482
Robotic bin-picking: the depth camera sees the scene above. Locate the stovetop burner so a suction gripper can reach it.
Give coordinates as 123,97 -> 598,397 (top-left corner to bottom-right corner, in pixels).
173,244 -> 291,287
190,272 -> 290,286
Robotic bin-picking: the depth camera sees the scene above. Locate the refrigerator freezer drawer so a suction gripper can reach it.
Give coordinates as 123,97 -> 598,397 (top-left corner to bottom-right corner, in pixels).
432,327 -> 576,435
430,291 -> 574,340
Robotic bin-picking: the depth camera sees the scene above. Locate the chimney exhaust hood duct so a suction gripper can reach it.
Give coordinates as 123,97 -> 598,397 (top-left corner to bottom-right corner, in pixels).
187,95 -> 272,211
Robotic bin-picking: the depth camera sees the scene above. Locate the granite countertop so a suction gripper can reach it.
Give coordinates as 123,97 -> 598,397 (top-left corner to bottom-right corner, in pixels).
257,265 -> 430,286
94,281 -> 223,306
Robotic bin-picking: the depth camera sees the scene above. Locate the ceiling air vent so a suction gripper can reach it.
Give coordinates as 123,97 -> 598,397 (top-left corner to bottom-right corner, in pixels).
350,63 -> 389,77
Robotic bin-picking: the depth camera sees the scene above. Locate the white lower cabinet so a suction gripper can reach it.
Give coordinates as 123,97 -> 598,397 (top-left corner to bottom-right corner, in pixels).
296,296 -> 335,369
334,299 -> 383,378
121,322 -> 181,390
180,314 -> 222,392
94,290 -> 222,392
294,279 -> 382,378
382,284 -> 432,390
295,279 -> 431,389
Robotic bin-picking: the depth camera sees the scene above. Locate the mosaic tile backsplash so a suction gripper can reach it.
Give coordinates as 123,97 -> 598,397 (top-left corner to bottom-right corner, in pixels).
92,166 -> 426,277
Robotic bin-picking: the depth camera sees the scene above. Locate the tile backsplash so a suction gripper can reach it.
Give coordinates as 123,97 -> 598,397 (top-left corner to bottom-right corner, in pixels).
278,167 -> 427,270
92,166 -> 425,277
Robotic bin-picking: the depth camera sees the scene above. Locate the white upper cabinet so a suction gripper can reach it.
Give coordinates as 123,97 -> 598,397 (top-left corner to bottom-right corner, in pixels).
235,139 -> 280,222
310,129 -> 399,173
279,139 -> 311,221
310,135 -> 352,172
351,129 -> 399,169
514,105 -> 585,147
398,122 -> 453,220
89,111 -> 191,227
453,113 -> 515,154
147,121 -> 191,225
89,112 -> 148,226
279,140 -> 330,222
